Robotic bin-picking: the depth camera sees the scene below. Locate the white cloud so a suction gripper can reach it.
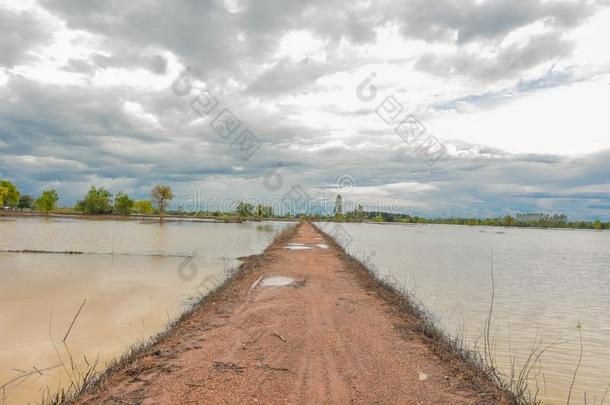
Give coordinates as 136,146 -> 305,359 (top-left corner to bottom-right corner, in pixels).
1,0 -> 610,218
430,74 -> 610,155
276,30 -> 326,61
0,69 -> 8,86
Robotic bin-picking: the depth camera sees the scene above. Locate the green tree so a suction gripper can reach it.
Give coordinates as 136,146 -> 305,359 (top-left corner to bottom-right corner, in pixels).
254,204 -> 274,218
504,215 -> 514,226
594,219 -> 603,231
236,202 -> 254,217
151,185 -> 173,223
334,194 -> 343,218
134,200 -> 154,215
74,200 -> 86,213
35,190 -> 59,215
467,218 -> 479,226
355,204 -> 365,221
76,186 -> 113,214
372,215 -> 384,222
114,192 -> 134,215
255,203 -> 265,217
0,180 -> 20,208
18,195 -> 34,210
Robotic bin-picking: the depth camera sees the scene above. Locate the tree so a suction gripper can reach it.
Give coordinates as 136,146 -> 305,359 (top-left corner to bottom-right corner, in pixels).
76,186 -> 113,214
151,185 -> 173,223
467,218 -> 479,226
334,194 -> 343,217
263,205 -> 274,217
594,219 -> 603,231
355,204 -> 365,221
504,215 -> 514,226
18,195 -> 34,210
372,215 -> 384,222
134,200 -> 154,215
114,192 -> 134,215
255,204 -> 274,218
74,199 -> 87,214
236,201 -> 254,217
35,190 -> 59,215
0,180 -> 20,208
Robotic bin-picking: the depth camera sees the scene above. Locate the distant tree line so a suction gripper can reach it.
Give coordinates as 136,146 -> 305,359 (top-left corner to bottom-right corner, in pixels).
166,202 -> 277,220
320,210 -> 607,230
316,194 -> 608,230
1,183 -> 608,229
0,179 -> 279,223
0,179 -> 173,223
73,185 -> 173,222
1,179 -> 60,215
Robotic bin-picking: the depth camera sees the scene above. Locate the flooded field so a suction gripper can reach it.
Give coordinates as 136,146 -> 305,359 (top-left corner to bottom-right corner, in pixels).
323,222 -> 610,405
0,217 -> 290,404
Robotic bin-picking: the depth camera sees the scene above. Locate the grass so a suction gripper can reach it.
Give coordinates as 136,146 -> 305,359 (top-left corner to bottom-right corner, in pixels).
566,324 -> 583,405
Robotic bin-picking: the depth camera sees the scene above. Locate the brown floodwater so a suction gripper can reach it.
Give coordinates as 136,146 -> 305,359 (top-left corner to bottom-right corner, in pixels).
0,217 -> 290,404
320,222 -> 610,405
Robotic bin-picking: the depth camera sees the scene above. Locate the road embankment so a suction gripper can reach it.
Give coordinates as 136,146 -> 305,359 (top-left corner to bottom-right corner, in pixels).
72,222 -> 513,404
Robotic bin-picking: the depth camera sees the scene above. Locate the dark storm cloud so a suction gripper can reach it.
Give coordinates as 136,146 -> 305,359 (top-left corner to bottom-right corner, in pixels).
395,150 -> 610,219
235,0 -> 377,47
40,0 -> 241,76
0,7 -> 52,67
0,0 -> 608,219
388,0 -> 601,44
36,0 -> 606,86
2,73 -> 609,219
39,0 -> 376,80
398,0 -> 607,81
252,144 -> 610,219
0,76 -> 248,198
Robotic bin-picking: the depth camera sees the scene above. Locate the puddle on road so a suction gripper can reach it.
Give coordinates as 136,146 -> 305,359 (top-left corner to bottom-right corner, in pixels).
260,276 -> 295,287
284,245 -> 312,250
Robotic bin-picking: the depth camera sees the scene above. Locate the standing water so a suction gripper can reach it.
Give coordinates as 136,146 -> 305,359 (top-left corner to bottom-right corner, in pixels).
323,222 -> 610,405
0,217 -> 290,404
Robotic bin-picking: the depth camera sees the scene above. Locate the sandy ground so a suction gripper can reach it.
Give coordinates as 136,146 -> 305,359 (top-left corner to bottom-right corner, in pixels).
77,222 -> 508,404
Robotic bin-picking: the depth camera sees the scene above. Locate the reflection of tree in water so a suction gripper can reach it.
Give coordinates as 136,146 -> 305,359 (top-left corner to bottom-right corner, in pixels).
256,224 -> 275,232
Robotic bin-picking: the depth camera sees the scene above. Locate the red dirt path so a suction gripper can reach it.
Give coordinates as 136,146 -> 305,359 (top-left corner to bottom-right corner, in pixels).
77,222 -> 507,404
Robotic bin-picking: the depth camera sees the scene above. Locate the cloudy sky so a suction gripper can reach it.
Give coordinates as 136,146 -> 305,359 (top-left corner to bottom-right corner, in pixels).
1,0 -> 610,219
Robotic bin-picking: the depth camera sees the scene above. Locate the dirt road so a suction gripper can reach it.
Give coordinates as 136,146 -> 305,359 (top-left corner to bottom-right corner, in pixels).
78,222 -> 508,404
